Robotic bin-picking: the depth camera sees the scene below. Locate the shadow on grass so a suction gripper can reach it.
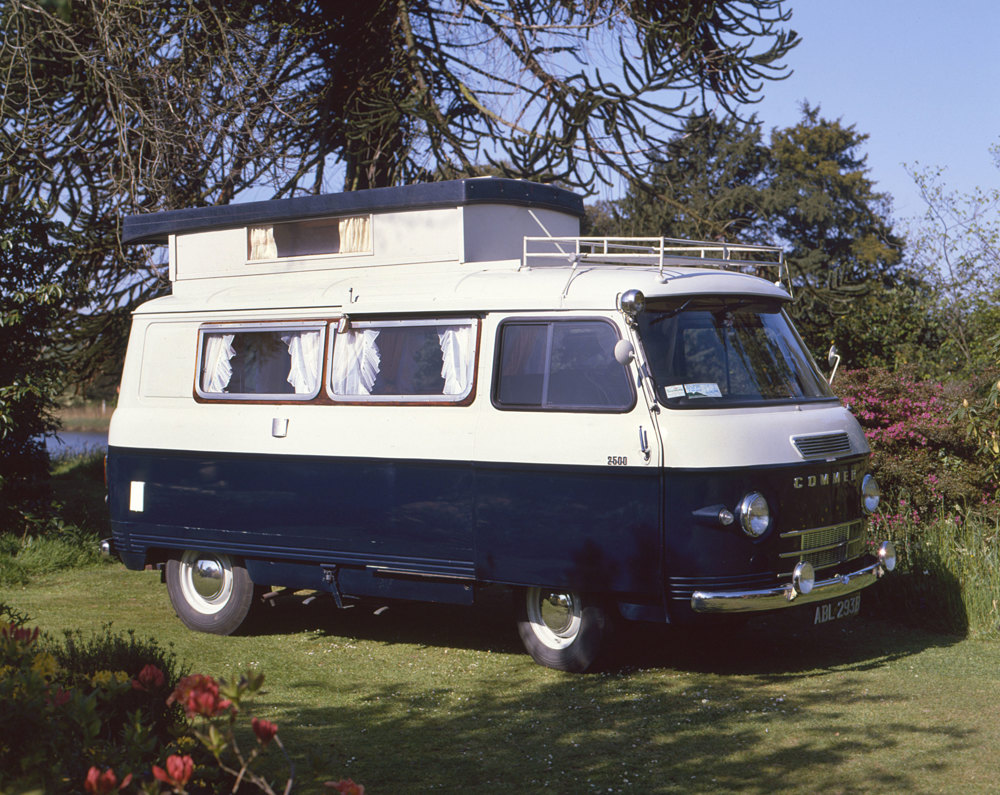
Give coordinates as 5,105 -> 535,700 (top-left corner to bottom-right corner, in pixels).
247,583 -> 961,679
252,594 -> 972,793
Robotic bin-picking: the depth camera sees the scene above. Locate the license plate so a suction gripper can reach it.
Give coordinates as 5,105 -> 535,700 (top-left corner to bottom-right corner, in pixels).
813,594 -> 861,625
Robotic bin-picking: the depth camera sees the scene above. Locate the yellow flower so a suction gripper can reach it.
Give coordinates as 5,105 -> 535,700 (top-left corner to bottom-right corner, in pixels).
91,669 -> 114,688
30,652 -> 58,680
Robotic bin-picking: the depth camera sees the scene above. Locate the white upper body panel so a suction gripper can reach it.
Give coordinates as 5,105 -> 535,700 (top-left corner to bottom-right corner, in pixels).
114,179 -> 862,471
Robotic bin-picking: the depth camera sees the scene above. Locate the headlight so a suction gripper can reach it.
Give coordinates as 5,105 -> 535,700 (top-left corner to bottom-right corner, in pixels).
737,492 -> 770,538
862,474 -> 881,514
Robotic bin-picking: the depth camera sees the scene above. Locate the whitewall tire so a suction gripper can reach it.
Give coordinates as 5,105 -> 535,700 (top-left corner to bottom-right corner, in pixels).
516,587 -> 613,672
165,550 -> 257,635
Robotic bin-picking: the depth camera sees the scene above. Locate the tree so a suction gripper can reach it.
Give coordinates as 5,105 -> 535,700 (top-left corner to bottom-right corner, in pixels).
0,0 -> 799,377
594,112 -> 771,241
766,104 -> 904,348
604,106 -> 907,359
906,157 -> 1000,375
0,200 -> 78,531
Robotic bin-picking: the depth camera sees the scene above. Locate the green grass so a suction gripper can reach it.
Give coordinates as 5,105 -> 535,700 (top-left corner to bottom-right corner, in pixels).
6,566 -> 1000,793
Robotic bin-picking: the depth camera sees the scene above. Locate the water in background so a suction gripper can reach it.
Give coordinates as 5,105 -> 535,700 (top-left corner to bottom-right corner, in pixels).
45,431 -> 109,456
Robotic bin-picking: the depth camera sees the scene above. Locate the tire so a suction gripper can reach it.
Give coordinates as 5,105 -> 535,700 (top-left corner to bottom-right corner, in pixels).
516,587 -> 613,673
165,550 -> 258,635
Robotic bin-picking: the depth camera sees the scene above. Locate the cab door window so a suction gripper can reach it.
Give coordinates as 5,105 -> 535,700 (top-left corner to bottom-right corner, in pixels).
494,319 -> 634,411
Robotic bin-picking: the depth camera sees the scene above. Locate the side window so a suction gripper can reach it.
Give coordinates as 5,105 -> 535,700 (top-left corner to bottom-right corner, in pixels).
329,319 -> 477,402
197,323 -> 325,400
494,319 -> 634,411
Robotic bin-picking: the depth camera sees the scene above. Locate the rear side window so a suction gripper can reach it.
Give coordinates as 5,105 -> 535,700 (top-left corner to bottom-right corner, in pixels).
329,318 -> 477,402
494,319 -> 634,411
197,322 -> 325,400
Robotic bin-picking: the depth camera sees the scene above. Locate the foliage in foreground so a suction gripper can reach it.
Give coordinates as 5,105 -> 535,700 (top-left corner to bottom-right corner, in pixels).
0,607 -> 361,794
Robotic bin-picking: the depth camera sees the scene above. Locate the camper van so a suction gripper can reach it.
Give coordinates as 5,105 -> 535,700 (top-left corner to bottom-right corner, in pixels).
105,178 -> 895,672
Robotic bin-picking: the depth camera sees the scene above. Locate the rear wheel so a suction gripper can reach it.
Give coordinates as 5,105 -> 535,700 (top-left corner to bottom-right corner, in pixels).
165,550 -> 258,635
516,587 -> 613,672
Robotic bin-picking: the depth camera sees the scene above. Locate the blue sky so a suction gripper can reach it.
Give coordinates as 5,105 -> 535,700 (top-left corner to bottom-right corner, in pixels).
751,1 -> 1000,221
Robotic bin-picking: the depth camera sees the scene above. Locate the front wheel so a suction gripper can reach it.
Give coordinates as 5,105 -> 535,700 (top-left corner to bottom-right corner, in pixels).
165,550 -> 258,635
516,587 -> 613,672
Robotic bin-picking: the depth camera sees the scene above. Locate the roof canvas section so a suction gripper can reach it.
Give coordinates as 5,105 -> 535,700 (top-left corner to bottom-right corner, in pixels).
123,178 -> 584,244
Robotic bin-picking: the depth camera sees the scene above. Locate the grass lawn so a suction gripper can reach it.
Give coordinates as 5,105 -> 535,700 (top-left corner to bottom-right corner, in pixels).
5,564 -> 1000,793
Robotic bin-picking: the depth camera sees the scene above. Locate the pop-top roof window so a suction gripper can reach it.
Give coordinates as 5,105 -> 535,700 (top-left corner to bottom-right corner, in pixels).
248,215 -> 371,261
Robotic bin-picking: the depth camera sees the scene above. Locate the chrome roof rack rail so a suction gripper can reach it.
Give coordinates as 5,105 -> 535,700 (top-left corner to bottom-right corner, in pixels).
521,236 -> 790,296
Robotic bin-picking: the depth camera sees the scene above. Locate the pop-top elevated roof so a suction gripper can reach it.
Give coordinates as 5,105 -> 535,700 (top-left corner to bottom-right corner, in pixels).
122,178 -> 584,244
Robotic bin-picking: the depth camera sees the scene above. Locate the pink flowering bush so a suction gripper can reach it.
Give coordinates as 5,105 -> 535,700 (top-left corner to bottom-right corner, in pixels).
836,367 -> 989,511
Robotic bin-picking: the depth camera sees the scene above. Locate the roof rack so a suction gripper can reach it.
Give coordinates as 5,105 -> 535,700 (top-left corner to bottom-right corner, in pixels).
521,236 -> 790,295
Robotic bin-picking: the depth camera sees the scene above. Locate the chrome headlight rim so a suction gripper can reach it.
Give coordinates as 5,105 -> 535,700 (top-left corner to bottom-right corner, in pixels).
737,491 -> 771,538
862,474 -> 881,515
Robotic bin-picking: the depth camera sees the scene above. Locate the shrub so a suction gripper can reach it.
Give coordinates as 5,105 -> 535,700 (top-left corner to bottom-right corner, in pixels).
0,606 -> 355,793
0,617 -> 188,793
836,367 -> 990,511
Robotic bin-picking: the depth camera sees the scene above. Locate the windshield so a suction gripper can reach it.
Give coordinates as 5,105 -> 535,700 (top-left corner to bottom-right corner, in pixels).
636,297 -> 835,407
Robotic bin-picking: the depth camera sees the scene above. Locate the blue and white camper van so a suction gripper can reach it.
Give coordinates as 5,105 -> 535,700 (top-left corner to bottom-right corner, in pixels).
105,178 -> 895,672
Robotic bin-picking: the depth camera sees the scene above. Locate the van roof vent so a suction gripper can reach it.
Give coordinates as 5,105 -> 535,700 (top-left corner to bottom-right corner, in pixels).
791,432 -> 852,459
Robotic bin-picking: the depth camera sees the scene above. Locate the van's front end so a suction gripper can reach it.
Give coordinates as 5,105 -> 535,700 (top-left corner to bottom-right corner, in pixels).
626,283 -> 895,628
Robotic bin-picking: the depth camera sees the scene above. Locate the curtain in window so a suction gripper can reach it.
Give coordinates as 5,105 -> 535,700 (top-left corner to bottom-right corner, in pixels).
331,329 -> 381,395
281,330 -> 322,394
339,216 -> 371,253
438,325 -> 474,395
202,334 -> 236,392
249,226 -> 277,260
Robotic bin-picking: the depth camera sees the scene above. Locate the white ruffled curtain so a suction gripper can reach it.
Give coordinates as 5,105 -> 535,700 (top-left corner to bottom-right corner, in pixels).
249,226 -> 277,260
438,326 -> 474,395
331,329 -> 381,395
202,334 -> 235,392
339,216 -> 371,253
281,331 -> 323,394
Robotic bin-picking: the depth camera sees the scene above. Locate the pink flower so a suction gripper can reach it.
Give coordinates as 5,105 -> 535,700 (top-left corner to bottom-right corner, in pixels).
168,674 -> 233,718
132,663 -> 166,692
327,779 -> 366,795
152,754 -> 194,790
84,766 -> 131,794
252,717 -> 279,746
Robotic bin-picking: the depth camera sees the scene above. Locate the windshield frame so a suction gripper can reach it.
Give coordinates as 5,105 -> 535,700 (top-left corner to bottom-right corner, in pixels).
636,295 -> 838,410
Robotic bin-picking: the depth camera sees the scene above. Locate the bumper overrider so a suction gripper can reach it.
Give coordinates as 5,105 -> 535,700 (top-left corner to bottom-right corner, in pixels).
691,541 -> 896,614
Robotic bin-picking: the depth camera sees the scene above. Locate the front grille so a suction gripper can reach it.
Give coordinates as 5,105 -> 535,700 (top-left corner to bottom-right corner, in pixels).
792,432 -> 852,459
780,520 -> 865,572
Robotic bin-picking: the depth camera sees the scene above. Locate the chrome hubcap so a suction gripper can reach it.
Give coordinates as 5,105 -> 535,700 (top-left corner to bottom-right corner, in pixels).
179,550 -> 234,615
192,557 -> 225,600
526,588 -> 582,650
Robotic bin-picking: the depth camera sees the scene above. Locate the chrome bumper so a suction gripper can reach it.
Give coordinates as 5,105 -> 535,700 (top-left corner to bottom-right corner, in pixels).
691,559 -> 890,615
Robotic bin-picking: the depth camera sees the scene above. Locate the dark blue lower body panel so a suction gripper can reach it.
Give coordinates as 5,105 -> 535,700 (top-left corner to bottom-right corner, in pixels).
107,447 -> 663,607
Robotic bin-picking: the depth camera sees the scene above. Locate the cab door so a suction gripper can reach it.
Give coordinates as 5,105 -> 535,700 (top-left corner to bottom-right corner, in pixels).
472,314 -> 663,599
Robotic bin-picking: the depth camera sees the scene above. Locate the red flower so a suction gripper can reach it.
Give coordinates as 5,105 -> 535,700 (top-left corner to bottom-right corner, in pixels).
46,685 -> 71,708
152,754 -> 194,790
132,663 -> 166,692
252,717 -> 279,746
2,623 -> 39,645
327,779 -> 365,795
84,766 -> 132,794
168,674 -> 233,718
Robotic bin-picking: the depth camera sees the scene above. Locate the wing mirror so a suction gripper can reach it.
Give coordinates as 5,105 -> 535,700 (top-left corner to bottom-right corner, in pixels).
827,345 -> 841,384
614,340 -> 635,366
